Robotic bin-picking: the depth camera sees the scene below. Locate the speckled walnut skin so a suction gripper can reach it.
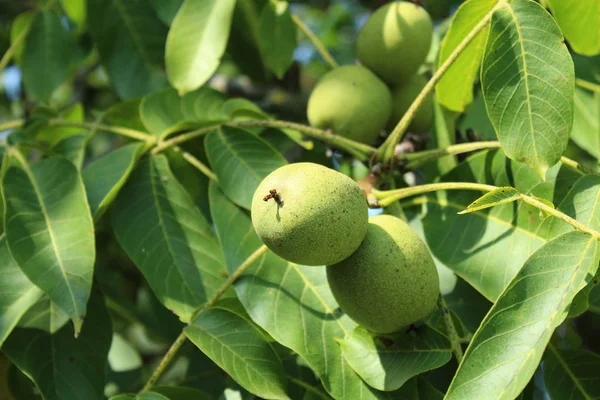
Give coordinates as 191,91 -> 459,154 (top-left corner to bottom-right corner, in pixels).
251,162 -> 368,266
327,215 -> 440,334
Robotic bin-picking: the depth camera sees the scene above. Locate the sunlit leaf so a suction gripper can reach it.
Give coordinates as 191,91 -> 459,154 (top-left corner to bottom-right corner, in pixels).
459,187 -> 521,214
87,0 -> 167,98
481,0 -> 574,177
17,295 -> 69,334
185,298 -> 290,400
339,326 -> 452,392
166,0 -> 236,94
205,126 -> 287,209
547,0 -> 600,56
445,231 -> 598,400
2,155 -> 95,334
61,0 -> 86,27
0,237 -> 42,347
112,155 -> 228,322
2,287 -> 112,400
437,0 -> 496,112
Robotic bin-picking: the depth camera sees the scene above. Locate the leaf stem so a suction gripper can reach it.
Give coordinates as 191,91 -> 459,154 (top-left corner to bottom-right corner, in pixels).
288,376 -> 331,400
152,120 -> 375,160
575,78 -> 600,93
402,141 -> 501,169
48,119 -> 155,143
0,22 -> 30,72
141,245 -> 269,392
378,2 -> 501,163
175,147 -> 218,182
291,14 -> 338,69
438,295 -> 463,364
0,119 -> 24,132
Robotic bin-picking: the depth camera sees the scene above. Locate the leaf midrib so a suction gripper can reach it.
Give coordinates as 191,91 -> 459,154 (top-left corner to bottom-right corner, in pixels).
548,344 -> 593,400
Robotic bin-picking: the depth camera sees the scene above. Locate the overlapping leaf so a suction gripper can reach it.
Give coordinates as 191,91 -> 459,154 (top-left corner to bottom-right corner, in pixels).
87,0 -> 167,98
0,237 -> 42,347
185,299 -> 289,399
111,386 -> 211,400
83,142 -> 147,220
547,0 -> 600,56
544,346 -> 600,399
459,187 -> 520,214
205,127 -> 287,209
17,295 -> 69,334
111,155 -> 228,322
2,287 -> 112,400
209,182 -> 385,400
166,0 -> 236,94
2,156 -> 95,334
445,231 -> 599,400
481,0 -> 574,177
339,326 -> 452,392
437,0 -> 497,112
258,1 -> 297,78
571,87 -> 600,159
22,11 -> 75,102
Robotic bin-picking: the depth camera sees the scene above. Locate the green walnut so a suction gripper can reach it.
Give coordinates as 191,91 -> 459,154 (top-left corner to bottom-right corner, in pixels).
327,214 -> 439,333
251,162 -> 368,266
307,65 -> 392,145
388,74 -> 433,133
356,1 -> 433,84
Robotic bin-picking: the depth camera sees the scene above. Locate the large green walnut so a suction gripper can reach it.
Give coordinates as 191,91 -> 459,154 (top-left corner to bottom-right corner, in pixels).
251,162 -> 368,266
327,215 -> 439,333
356,2 -> 433,84
388,74 -> 433,133
307,65 -> 392,145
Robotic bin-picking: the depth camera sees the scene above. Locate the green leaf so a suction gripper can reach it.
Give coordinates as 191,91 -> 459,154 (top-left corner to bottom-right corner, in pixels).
108,333 -> 142,372
544,346 -> 600,399
339,326 -> 452,392
150,0 -> 184,25
481,0 -> 574,177
258,1 -> 296,79
10,11 -> 34,64
166,0 -> 237,94
37,103 -> 85,146
2,286 -> 112,400
61,0 -> 86,27
0,237 -> 42,347
87,0 -> 167,99
110,386 -> 212,400
445,231 -> 599,400
205,126 -> 287,209
104,99 -> 148,132
112,155 -> 228,322
571,87 -> 600,159
83,143 -> 147,220
17,295 -> 69,333
458,187 -> 521,214
209,182 -> 385,400
437,0 -> 496,112
2,155 -> 95,334
185,298 -> 290,400
547,0 -> 600,56
54,134 -> 89,169
22,11 -> 75,102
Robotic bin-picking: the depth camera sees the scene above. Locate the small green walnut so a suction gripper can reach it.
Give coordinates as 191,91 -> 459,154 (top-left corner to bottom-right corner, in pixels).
307,65 -> 392,145
327,214 -> 439,333
388,74 -> 433,133
251,162 -> 368,266
356,1 -> 433,84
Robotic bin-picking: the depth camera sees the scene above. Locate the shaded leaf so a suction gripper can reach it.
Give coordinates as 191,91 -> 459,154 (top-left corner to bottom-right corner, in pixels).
481,0 -> 574,177
83,143 -> 147,220
185,298 -> 290,400
2,287 -> 112,400
205,126 -> 287,209
258,1 -> 296,78
0,237 -> 42,347
458,187 -> 521,214
10,11 -> 34,64
209,182 -> 385,400
87,0 -> 167,98
445,231 -> 598,400
2,155 -> 95,334
111,155 -> 228,322
544,346 -> 600,400
22,11 -> 75,102
571,87 -> 600,159
437,0 -> 496,112
150,0 -> 184,25
166,0 -> 236,94
17,295 -> 69,334
547,0 -> 600,56
339,326 -> 452,392
54,135 -> 88,169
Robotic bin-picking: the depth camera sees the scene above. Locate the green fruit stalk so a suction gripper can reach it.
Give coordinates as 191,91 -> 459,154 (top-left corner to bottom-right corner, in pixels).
389,74 -> 433,133
251,162 -> 368,266
357,1 -> 433,84
307,65 -> 392,145
327,215 -> 439,333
